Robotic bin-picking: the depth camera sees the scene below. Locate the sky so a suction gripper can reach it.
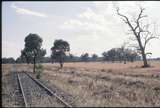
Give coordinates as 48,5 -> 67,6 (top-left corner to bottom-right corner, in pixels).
2,1 -> 160,59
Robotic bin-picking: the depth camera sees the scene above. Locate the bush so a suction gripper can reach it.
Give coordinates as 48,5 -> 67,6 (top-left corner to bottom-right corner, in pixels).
35,64 -> 44,79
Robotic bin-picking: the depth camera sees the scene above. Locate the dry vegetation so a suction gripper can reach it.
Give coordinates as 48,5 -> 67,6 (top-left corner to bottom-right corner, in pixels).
2,61 -> 160,107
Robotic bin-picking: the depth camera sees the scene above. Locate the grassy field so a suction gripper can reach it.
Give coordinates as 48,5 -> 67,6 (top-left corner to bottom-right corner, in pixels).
2,61 -> 160,107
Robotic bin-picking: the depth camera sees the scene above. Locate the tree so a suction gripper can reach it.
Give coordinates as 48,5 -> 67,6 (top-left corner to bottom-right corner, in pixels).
2,57 -> 15,64
51,39 -> 70,68
115,48 -> 124,63
108,48 -> 117,62
51,50 -> 57,63
128,51 -> 139,62
102,52 -> 109,61
16,56 -> 26,63
92,54 -> 98,61
81,53 -> 89,62
102,47 -> 140,63
66,53 -> 74,62
69,54 -> 74,59
21,33 -> 46,73
117,7 -> 159,67
119,42 -> 128,64
21,49 -> 33,64
36,49 -> 46,63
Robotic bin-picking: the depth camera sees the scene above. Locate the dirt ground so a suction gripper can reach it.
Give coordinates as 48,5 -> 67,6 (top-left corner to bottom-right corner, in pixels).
2,61 -> 160,107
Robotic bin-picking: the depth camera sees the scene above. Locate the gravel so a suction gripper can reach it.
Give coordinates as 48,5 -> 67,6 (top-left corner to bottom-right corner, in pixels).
18,72 -> 64,107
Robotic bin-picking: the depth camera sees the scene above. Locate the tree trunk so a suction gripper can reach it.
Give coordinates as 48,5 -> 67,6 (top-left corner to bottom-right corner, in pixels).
33,56 -> 36,73
60,62 -> 63,68
141,49 -> 148,67
137,37 -> 149,67
26,59 -> 29,64
59,57 -> 63,68
59,53 -> 64,68
26,57 -> 29,64
124,57 -> 126,64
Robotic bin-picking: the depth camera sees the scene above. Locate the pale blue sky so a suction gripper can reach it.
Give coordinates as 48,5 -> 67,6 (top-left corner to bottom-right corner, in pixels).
2,1 -> 160,59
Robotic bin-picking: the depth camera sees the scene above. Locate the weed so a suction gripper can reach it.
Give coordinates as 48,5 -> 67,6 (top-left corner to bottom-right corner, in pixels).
35,64 -> 44,79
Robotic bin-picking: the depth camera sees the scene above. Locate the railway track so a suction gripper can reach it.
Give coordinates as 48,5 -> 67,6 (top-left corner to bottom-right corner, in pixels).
17,72 -> 72,107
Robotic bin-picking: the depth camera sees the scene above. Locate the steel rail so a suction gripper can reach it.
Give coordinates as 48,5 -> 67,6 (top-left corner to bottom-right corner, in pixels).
17,73 -> 28,107
25,72 -> 72,107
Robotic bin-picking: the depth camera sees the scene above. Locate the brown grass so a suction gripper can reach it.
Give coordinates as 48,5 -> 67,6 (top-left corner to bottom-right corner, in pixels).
2,61 -> 160,107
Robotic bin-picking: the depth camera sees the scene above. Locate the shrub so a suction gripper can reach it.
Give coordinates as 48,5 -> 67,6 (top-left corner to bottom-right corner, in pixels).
35,64 -> 44,79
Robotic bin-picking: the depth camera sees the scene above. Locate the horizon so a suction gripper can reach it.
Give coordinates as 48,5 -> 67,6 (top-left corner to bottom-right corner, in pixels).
2,1 -> 160,60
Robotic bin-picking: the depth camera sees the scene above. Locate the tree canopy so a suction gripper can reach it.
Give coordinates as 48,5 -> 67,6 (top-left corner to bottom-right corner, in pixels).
81,53 -> 89,62
21,33 -> 46,73
51,39 -> 70,68
102,47 -> 140,63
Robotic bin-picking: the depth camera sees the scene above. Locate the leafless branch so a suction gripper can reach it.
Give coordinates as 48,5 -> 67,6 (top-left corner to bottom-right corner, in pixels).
144,35 -> 158,50
117,6 -> 158,67
128,43 -> 140,50
116,8 -> 137,37
134,9 -> 147,35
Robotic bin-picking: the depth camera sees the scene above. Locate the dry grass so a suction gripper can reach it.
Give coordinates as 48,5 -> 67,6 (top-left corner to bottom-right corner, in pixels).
2,61 -> 160,107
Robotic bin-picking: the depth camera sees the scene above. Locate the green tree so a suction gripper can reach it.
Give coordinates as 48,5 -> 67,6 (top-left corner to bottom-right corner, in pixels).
21,33 -> 46,73
21,49 -> 33,64
16,56 -> 26,63
2,57 -> 15,64
51,39 -> 70,68
102,47 -> 140,63
69,54 -> 74,59
102,52 -> 109,61
125,49 -> 140,62
64,53 -> 74,62
108,49 -> 117,62
81,53 -> 89,62
92,54 -> 98,61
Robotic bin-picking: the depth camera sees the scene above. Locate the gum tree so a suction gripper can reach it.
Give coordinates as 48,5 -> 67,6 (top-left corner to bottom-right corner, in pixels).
51,39 -> 70,68
21,33 -> 46,73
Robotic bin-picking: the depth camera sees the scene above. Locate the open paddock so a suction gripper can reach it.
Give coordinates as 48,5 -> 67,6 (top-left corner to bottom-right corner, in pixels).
2,61 -> 160,107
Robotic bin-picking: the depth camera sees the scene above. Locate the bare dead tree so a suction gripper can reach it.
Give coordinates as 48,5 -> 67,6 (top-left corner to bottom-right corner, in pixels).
116,7 -> 159,67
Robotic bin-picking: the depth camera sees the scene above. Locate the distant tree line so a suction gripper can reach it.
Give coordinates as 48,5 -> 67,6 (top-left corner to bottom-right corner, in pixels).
11,53 -> 98,63
102,48 -> 141,63
3,47 -> 141,64
2,57 -> 15,64
2,54 -> 160,64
